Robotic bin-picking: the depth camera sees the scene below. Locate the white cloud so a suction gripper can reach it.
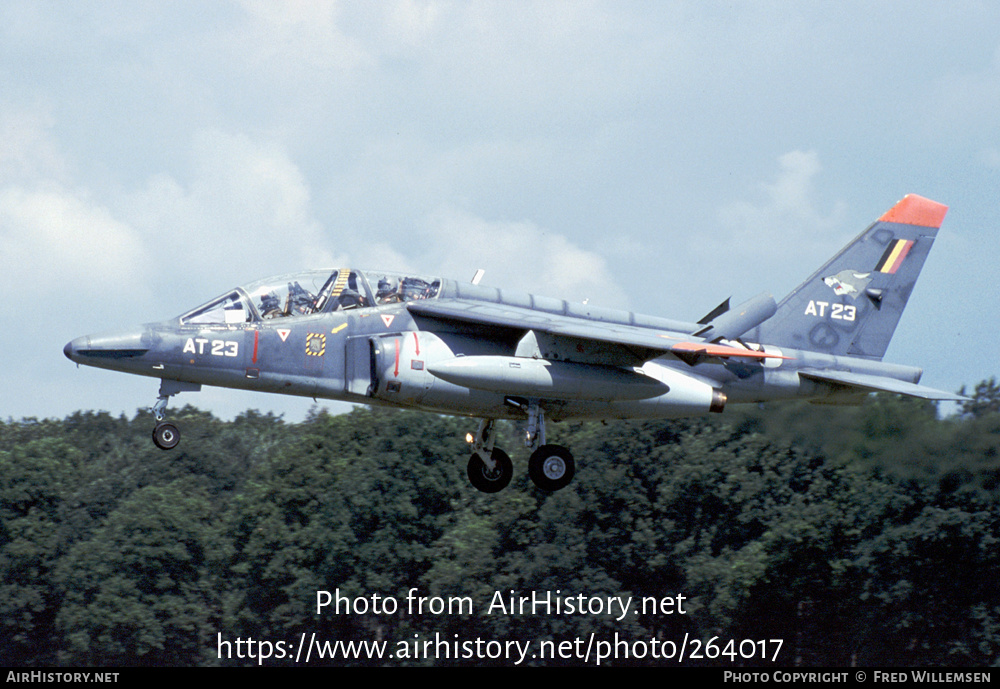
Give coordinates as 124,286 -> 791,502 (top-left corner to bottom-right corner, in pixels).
647,149 -> 853,307
120,129 -> 340,300
417,205 -> 628,308
0,122 -> 339,310
380,0 -> 445,49
0,185 -> 150,308
189,130 -> 318,242
980,148 -> 1000,169
0,106 -> 68,185
228,0 -> 371,76
350,240 -> 420,276
719,150 -> 844,240
0,108 -> 132,308
922,44 -> 1000,139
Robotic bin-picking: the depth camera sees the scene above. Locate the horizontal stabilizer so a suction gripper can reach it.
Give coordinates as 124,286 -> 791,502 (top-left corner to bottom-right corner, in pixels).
799,369 -> 967,401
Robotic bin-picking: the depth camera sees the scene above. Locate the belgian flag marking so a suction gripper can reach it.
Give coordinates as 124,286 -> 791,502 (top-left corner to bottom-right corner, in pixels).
875,239 -> 914,274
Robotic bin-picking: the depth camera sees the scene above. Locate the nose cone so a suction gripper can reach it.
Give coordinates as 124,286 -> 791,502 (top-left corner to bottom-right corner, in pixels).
63,329 -> 149,368
63,337 -> 83,361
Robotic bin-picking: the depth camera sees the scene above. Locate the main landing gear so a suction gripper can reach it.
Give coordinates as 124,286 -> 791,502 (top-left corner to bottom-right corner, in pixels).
466,401 -> 575,493
528,444 -> 575,492
148,379 -> 201,450
466,419 -> 514,493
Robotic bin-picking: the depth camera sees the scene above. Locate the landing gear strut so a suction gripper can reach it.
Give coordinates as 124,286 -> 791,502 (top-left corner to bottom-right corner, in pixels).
466,419 -> 513,493
523,401 -> 575,492
148,379 -> 201,451
464,401 -> 576,493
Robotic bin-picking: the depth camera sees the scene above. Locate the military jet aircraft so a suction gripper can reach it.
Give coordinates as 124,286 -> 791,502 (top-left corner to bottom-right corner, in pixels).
65,194 -> 964,493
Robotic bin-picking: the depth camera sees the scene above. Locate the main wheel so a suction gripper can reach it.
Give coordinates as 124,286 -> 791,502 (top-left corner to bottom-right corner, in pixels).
528,445 -> 575,491
152,422 -> 180,450
467,449 -> 513,493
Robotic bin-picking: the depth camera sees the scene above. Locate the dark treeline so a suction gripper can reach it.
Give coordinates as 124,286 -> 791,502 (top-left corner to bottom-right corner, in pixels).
2,381 -> 999,667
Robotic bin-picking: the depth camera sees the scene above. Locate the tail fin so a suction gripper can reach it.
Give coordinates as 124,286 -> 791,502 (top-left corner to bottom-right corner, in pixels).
755,194 -> 947,359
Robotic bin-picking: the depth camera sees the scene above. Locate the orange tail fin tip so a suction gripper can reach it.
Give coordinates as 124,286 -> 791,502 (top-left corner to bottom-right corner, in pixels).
878,194 -> 948,228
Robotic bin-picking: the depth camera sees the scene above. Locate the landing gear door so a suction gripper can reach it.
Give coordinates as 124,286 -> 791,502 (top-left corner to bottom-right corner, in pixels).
345,335 -> 374,396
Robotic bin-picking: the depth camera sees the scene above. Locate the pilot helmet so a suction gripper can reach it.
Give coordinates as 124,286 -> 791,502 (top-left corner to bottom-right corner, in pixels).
377,277 -> 396,297
259,293 -> 280,310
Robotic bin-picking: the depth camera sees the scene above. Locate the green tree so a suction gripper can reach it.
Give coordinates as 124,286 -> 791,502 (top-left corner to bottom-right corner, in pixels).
960,378 -> 1000,419
0,439 -> 82,665
56,479 -> 225,665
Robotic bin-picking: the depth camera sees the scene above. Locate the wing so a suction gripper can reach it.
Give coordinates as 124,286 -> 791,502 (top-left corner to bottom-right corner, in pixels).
799,369 -> 967,401
407,299 -> 789,367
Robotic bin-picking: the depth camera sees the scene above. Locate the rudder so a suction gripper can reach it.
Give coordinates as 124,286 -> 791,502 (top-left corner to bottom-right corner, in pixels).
753,194 -> 947,359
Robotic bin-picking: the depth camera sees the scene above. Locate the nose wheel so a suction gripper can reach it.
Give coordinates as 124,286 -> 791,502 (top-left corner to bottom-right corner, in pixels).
152,422 -> 181,450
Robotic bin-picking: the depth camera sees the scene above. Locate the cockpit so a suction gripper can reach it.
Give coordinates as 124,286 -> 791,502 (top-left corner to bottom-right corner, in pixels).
179,269 -> 441,325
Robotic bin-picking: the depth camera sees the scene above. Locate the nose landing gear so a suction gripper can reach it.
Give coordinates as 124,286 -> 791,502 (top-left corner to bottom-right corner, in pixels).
148,379 -> 201,451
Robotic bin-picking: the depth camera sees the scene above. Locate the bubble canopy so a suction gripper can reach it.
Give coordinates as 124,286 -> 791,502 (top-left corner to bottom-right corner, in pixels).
179,269 -> 441,325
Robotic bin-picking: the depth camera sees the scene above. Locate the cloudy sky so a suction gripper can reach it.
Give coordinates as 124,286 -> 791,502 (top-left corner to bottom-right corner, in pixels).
3,1 -> 998,423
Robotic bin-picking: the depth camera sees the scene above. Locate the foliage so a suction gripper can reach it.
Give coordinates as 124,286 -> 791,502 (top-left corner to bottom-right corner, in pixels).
2,386 -> 1000,666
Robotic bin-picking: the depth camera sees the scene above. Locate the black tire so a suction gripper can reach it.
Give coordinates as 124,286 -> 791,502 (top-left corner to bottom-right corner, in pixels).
528,444 -> 575,491
152,422 -> 180,450
467,448 -> 513,493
